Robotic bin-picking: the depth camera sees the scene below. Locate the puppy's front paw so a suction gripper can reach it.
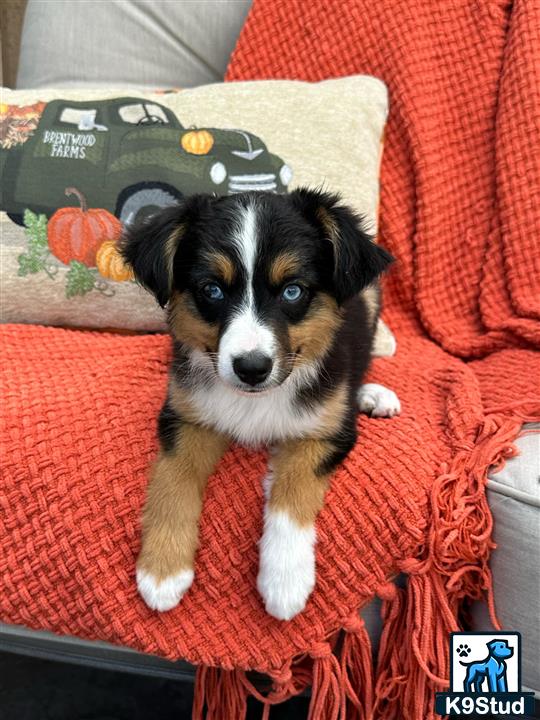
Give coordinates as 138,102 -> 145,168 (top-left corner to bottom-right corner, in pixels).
357,383 -> 401,418
257,511 -> 316,621
136,567 -> 194,612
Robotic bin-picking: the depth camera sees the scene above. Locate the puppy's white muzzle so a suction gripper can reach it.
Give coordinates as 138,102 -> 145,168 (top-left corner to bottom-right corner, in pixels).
217,307 -> 277,391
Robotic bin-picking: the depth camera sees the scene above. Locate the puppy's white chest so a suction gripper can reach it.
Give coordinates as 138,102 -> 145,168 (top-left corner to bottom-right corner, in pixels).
187,380 -> 323,446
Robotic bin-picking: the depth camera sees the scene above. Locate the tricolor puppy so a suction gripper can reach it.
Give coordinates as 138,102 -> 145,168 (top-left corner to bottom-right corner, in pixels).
123,188 -> 400,621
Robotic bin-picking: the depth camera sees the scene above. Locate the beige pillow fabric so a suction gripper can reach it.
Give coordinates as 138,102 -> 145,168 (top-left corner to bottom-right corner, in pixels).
1,78 -> 391,345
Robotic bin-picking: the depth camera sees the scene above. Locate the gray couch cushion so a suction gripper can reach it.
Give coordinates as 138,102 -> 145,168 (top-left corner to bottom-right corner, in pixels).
17,0 -> 252,89
473,424 -> 540,694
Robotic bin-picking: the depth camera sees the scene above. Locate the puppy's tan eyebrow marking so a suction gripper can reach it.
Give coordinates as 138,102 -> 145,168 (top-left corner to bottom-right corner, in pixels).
206,251 -> 235,284
269,251 -> 302,285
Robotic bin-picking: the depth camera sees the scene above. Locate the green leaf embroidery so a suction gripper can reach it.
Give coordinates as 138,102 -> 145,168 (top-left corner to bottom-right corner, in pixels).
23,209 -> 48,249
17,210 -> 52,276
16,210 -> 115,297
17,253 -> 43,276
65,261 -> 98,297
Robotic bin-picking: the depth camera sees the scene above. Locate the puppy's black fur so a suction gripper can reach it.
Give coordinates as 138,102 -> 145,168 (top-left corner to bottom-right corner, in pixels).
122,187 -> 393,453
124,187 -> 396,620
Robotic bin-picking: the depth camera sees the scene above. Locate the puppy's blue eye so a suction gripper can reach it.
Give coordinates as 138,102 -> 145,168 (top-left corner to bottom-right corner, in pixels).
202,282 -> 224,301
281,284 -> 303,302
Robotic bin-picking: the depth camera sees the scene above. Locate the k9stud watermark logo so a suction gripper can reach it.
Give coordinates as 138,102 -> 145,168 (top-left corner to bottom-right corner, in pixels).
435,632 -> 535,716
453,633 -> 519,693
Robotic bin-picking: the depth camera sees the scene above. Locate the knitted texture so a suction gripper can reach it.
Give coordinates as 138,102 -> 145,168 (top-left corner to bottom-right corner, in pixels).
227,0 -> 540,356
1,1 -> 540,718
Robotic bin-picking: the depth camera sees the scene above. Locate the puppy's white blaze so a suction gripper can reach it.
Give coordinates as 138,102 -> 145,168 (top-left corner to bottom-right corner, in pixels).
233,203 -> 258,286
257,505 -> 316,621
217,202 -> 279,384
136,568 -> 194,612
357,383 -> 401,418
217,305 -> 276,384
223,307 -> 275,355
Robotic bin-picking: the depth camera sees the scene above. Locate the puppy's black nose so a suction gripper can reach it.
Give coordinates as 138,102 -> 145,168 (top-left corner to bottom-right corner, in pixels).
233,352 -> 273,386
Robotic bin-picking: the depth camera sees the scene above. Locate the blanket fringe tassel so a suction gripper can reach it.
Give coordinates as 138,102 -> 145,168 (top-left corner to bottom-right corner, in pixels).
192,405 -> 539,719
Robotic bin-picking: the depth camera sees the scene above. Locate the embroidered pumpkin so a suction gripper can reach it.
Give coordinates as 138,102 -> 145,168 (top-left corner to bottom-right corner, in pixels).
181,129 -> 214,155
96,241 -> 134,282
48,188 -> 122,267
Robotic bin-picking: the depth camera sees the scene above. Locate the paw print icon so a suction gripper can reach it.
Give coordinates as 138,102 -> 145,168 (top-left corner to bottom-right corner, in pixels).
457,644 -> 471,658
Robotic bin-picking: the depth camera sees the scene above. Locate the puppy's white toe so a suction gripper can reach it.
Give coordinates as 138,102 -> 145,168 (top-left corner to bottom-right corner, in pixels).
259,574 -> 314,621
136,568 -> 194,612
257,511 -> 316,621
357,383 -> 401,418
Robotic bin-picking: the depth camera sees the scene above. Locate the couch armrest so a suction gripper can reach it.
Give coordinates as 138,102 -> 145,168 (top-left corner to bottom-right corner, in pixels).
0,622 -> 196,681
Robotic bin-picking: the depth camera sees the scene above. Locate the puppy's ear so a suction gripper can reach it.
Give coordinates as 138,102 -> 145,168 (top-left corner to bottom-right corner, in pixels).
121,196 -> 207,307
290,188 -> 394,303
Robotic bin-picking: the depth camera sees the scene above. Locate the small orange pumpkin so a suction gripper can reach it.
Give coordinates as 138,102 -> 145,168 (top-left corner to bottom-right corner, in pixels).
48,187 -> 122,267
181,129 -> 214,155
96,240 -> 134,282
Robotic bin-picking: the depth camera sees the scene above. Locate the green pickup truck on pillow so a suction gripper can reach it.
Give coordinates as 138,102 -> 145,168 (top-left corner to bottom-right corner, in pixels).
0,97 -> 292,225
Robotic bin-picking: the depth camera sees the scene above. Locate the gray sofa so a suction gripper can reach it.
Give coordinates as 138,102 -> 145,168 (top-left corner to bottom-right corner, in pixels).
2,0 -> 539,702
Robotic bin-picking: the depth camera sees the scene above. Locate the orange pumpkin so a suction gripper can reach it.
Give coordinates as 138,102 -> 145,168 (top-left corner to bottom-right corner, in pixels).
48,188 -> 122,267
181,129 -> 214,155
96,240 -> 134,282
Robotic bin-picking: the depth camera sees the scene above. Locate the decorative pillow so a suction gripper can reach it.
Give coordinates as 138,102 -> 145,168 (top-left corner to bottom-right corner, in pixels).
0,78 -> 392,343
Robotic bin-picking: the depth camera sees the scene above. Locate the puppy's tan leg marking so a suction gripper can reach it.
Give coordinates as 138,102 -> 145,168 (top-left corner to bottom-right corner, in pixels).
137,424 -> 228,611
258,439 -> 334,620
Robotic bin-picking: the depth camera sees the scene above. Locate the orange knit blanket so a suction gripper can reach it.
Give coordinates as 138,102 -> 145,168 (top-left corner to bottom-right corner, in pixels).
1,1 -> 540,718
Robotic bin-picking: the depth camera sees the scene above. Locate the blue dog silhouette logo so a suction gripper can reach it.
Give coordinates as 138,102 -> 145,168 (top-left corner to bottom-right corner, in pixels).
459,639 -> 514,692
435,632 -> 535,715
